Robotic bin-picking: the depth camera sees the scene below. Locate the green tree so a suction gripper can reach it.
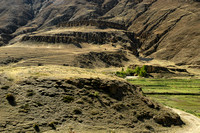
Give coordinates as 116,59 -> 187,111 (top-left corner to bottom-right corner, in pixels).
134,66 -> 140,75
139,65 -> 147,77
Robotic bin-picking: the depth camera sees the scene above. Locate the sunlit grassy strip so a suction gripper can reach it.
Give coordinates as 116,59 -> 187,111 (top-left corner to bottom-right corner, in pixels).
127,78 -> 200,117
149,95 -> 200,118
128,78 -> 200,93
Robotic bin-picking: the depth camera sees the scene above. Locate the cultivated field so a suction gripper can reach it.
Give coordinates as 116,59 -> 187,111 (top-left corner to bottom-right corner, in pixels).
128,78 -> 200,117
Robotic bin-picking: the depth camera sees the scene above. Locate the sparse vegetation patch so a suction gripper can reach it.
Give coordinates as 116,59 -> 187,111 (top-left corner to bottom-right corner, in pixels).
89,91 -> 99,97
62,95 -> 74,103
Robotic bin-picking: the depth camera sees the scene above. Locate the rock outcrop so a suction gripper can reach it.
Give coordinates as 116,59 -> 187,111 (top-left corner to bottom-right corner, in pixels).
58,20 -> 127,30
21,32 -> 130,45
20,20 -> 140,56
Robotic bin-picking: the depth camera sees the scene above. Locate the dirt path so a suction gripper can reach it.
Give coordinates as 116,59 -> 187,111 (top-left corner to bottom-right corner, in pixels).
168,107 -> 200,133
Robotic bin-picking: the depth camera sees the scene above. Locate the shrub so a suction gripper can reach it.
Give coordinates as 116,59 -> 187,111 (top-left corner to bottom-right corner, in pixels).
38,63 -> 43,66
6,93 -> 16,106
48,122 -> 56,130
142,65 -> 147,71
133,66 -> 141,75
115,68 -> 135,78
73,108 -> 82,114
94,92 -> 99,97
115,71 -> 126,78
126,68 -> 135,76
115,66 -> 148,78
6,93 -> 15,102
33,123 -> 40,132
62,95 -> 74,103
89,91 -> 99,97
139,65 -> 147,77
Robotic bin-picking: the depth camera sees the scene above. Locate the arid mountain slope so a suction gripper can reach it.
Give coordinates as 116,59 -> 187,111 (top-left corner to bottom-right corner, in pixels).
102,0 -> 200,65
121,0 -> 200,66
0,0 -> 119,37
0,0 -> 199,65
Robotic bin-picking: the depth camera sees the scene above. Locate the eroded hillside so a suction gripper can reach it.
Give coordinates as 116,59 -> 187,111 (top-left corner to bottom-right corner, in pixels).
0,0 -> 200,66
0,66 -> 184,132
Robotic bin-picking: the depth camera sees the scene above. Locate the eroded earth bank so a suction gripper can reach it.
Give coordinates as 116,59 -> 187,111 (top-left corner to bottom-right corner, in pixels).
0,66 -> 184,132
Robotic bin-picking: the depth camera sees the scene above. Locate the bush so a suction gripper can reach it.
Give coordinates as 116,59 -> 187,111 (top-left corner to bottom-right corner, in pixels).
115,65 -> 148,78
33,123 -> 40,132
142,65 -> 147,71
115,71 -> 126,78
48,122 -> 56,130
6,93 -> 15,102
89,91 -> 99,97
62,95 -> 74,103
133,66 -> 141,75
73,108 -> 82,114
6,93 -> 16,106
139,69 -> 147,77
126,68 -> 135,76
116,68 -> 135,78
139,65 -> 147,77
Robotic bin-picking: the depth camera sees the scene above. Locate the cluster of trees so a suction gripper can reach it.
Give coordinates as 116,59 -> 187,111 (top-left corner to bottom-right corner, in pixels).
116,65 -> 147,78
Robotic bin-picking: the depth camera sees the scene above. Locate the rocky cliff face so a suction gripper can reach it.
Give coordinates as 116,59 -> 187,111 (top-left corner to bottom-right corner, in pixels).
58,20 -> 127,30
20,20 -> 140,56
21,32 -> 129,45
0,0 -> 200,65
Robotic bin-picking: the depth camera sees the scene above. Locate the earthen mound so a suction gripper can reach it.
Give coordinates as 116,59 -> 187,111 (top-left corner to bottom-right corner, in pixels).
0,73 -> 184,132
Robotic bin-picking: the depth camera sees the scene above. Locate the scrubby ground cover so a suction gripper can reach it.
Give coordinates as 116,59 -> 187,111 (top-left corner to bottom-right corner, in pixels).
0,66 -> 184,132
128,78 -> 200,117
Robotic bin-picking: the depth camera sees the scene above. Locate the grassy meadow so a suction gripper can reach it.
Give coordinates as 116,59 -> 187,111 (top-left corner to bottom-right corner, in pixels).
128,78 -> 200,117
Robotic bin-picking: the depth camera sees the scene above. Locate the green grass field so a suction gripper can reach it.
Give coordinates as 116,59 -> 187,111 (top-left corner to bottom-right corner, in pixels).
128,78 -> 200,117
128,78 -> 200,93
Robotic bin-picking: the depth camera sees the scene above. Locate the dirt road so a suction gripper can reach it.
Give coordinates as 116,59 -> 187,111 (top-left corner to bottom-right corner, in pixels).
168,107 -> 200,133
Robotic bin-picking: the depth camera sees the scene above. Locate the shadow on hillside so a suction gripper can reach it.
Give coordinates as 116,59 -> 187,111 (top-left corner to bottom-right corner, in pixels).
138,57 -> 154,62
